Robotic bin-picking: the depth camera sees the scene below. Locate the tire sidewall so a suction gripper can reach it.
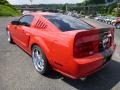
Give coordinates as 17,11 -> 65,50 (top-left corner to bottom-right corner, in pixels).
116,23 -> 120,29
32,45 -> 48,75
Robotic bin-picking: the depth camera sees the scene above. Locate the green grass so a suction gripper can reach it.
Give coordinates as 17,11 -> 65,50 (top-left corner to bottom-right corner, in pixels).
0,5 -> 21,16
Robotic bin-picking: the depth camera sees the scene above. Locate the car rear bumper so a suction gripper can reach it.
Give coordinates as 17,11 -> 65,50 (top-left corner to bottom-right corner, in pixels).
71,44 -> 116,79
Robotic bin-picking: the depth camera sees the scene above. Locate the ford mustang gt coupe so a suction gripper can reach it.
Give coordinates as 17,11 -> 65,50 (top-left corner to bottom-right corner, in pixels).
6,12 -> 116,79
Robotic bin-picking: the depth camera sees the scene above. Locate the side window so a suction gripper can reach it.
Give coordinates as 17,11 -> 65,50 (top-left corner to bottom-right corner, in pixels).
19,15 -> 34,27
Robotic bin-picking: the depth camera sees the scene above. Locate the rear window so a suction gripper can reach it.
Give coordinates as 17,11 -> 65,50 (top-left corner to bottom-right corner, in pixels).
44,14 -> 93,31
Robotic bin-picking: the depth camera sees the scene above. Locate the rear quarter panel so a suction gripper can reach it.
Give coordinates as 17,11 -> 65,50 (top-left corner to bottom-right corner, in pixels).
28,29 -> 79,74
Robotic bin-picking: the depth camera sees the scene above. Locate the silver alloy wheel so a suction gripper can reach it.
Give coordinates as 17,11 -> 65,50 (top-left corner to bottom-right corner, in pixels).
116,23 -> 120,29
7,30 -> 11,42
108,22 -> 110,24
32,48 -> 45,72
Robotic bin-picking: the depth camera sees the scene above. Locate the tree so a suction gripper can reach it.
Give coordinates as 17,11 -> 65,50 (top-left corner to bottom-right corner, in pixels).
0,0 -> 9,5
61,4 -> 66,13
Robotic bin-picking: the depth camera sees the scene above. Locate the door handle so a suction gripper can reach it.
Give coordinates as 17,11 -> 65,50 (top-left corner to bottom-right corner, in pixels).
25,33 -> 30,36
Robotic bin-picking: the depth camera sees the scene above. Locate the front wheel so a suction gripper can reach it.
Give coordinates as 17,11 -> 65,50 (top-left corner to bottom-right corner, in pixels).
107,21 -> 111,24
32,45 -> 50,75
6,30 -> 14,43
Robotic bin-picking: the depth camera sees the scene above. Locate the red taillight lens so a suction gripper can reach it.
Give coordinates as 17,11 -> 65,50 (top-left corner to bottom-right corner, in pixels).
73,36 -> 94,58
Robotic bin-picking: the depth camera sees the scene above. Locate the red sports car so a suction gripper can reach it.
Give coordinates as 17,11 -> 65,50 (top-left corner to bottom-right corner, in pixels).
6,12 -> 116,79
111,17 -> 120,29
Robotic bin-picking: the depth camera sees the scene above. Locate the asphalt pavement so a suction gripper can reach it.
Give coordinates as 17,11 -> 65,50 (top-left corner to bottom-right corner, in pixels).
0,17 -> 120,90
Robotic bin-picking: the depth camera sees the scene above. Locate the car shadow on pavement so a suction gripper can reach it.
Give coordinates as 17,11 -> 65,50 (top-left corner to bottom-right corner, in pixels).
62,60 -> 120,90
44,70 -> 63,79
45,60 -> 120,90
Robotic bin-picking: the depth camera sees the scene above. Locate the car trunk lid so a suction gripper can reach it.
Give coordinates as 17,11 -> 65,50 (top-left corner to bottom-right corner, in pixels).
73,28 -> 114,58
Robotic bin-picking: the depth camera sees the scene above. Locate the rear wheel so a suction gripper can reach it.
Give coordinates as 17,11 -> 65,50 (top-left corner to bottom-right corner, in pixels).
32,45 -> 50,75
107,21 -> 111,24
6,30 -> 14,43
115,23 -> 120,29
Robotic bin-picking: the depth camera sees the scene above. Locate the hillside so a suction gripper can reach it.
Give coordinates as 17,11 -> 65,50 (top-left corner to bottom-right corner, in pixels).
0,0 -> 21,16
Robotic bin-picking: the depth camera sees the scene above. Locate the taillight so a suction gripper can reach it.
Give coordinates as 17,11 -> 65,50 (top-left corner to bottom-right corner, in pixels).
73,34 -> 94,58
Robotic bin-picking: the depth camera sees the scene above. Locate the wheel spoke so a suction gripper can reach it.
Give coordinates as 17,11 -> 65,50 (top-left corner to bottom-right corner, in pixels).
116,24 -> 120,29
32,48 -> 44,72
7,31 -> 11,42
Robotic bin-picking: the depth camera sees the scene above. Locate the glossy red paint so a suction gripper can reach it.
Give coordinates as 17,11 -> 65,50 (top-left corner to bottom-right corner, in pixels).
7,12 -> 116,79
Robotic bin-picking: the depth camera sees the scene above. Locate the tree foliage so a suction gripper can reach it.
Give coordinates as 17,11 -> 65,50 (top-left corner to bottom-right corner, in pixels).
0,0 -> 9,5
85,0 -> 105,4
84,0 -> 115,5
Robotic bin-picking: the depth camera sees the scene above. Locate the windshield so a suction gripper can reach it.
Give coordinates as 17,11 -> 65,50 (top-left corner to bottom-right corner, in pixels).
111,17 -> 116,20
44,14 -> 93,31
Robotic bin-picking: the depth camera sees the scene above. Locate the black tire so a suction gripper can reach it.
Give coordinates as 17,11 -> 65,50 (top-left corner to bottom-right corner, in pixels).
32,45 -> 50,75
6,30 -> 14,44
115,23 -> 120,29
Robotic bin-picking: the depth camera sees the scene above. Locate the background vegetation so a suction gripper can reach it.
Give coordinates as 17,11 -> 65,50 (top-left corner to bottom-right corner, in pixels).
0,0 -> 21,16
0,0 -> 118,16
80,0 -> 118,16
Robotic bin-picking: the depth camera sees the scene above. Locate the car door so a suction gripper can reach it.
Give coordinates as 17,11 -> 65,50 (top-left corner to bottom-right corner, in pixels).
14,15 -> 34,49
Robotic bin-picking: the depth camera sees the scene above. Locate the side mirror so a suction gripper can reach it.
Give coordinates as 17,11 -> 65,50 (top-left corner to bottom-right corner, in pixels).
11,20 -> 20,25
